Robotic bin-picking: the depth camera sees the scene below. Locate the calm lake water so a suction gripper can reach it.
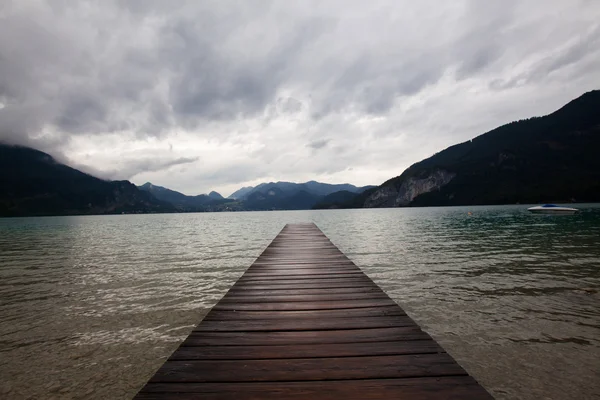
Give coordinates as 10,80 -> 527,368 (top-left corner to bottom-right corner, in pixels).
1,205 -> 599,399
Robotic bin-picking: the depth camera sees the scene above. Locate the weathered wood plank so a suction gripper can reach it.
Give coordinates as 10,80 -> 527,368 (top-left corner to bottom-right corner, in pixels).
243,268 -> 361,274
183,327 -> 431,346
202,306 -> 406,320
230,278 -> 374,286
224,287 -> 382,297
221,292 -> 390,303
137,376 -> 489,400
237,273 -> 367,281
193,315 -> 416,332
230,281 -> 378,290
169,341 -> 443,360
149,354 -> 467,383
212,298 -> 398,311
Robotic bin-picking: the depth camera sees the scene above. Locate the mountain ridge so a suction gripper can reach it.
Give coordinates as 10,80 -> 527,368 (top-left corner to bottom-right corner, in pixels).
228,181 -> 375,200
0,143 -> 376,216
317,89 -> 600,209
0,144 -> 174,217
138,182 -> 230,211
139,180 -> 376,211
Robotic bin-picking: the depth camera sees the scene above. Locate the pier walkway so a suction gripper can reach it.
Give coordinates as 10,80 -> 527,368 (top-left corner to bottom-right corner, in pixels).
135,223 -> 492,399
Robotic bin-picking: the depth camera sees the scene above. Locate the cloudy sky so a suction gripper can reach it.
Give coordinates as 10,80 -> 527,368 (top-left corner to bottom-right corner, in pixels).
1,1 -> 599,196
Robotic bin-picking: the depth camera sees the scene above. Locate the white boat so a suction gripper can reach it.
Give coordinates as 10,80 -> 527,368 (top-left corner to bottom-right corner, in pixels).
527,204 -> 579,215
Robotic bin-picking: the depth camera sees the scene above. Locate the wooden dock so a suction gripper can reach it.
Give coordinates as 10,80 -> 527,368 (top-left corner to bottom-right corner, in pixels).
135,223 -> 492,399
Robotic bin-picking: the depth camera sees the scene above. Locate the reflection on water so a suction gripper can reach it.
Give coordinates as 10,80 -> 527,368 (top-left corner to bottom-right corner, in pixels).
0,206 -> 599,399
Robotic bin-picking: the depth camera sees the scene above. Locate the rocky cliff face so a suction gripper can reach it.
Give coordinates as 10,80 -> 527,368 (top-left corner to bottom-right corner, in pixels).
364,169 -> 455,208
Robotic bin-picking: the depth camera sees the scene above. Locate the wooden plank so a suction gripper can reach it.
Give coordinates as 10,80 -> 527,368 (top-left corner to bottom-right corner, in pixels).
169,340 -> 443,360
202,306 -> 406,320
221,292 -> 390,303
212,298 -> 397,311
244,266 -> 361,272
149,354 -> 467,383
232,278 -> 373,286
251,260 -> 357,264
193,315 -> 416,332
230,281 -> 378,290
251,259 -> 347,264
183,327 -> 431,346
224,287 -> 383,296
137,376 -> 489,400
237,273 -> 367,281
240,271 -> 364,278
134,223 -> 493,399
248,264 -> 358,270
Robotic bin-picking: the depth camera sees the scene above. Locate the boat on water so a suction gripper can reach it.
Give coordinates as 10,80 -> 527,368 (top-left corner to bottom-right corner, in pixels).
527,204 -> 579,215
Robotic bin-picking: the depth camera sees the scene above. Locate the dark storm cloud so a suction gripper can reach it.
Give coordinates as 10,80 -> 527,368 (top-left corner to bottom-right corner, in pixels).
453,0 -> 514,79
100,156 -> 200,180
321,55 -> 444,116
276,97 -> 303,115
455,41 -> 505,80
542,26 -> 600,75
0,1 -> 339,142
54,93 -> 109,133
489,24 -> 600,91
162,14 -> 331,123
307,138 -> 330,150
0,1 -> 476,143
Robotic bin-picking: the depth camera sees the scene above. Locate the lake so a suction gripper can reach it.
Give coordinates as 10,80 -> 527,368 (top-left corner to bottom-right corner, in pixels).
1,205 -> 599,399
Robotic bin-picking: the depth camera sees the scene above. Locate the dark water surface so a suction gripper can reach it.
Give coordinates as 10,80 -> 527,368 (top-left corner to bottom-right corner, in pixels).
1,205 -> 599,399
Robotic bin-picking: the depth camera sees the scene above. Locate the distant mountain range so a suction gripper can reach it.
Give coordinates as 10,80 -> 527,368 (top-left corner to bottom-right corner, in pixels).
316,90 -> 600,209
137,183 -> 232,212
0,145 -> 174,217
229,181 -> 375,200
138,181 -> 375,211
228,181 -> 375,210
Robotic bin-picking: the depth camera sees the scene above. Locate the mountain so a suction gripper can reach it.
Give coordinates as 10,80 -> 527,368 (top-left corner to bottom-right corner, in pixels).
351,90 -> 600,208
228,186 -> 255,200
0,144 -> 174,217
208,191 -> 224,200
356,185 -> 377,193
227,181 -> 376,210
138,183 -> 231,211
228,181 -> 373,201
243,187 -> 321,210
312,185 -> 378,209
313,190 -> 361,209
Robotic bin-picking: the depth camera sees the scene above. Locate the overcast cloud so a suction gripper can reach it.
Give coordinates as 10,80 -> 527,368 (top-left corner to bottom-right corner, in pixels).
1,0 -> 599,196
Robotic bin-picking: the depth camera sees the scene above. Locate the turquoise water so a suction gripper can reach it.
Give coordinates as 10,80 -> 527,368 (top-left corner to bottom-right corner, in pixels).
0,205 -> 599,399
